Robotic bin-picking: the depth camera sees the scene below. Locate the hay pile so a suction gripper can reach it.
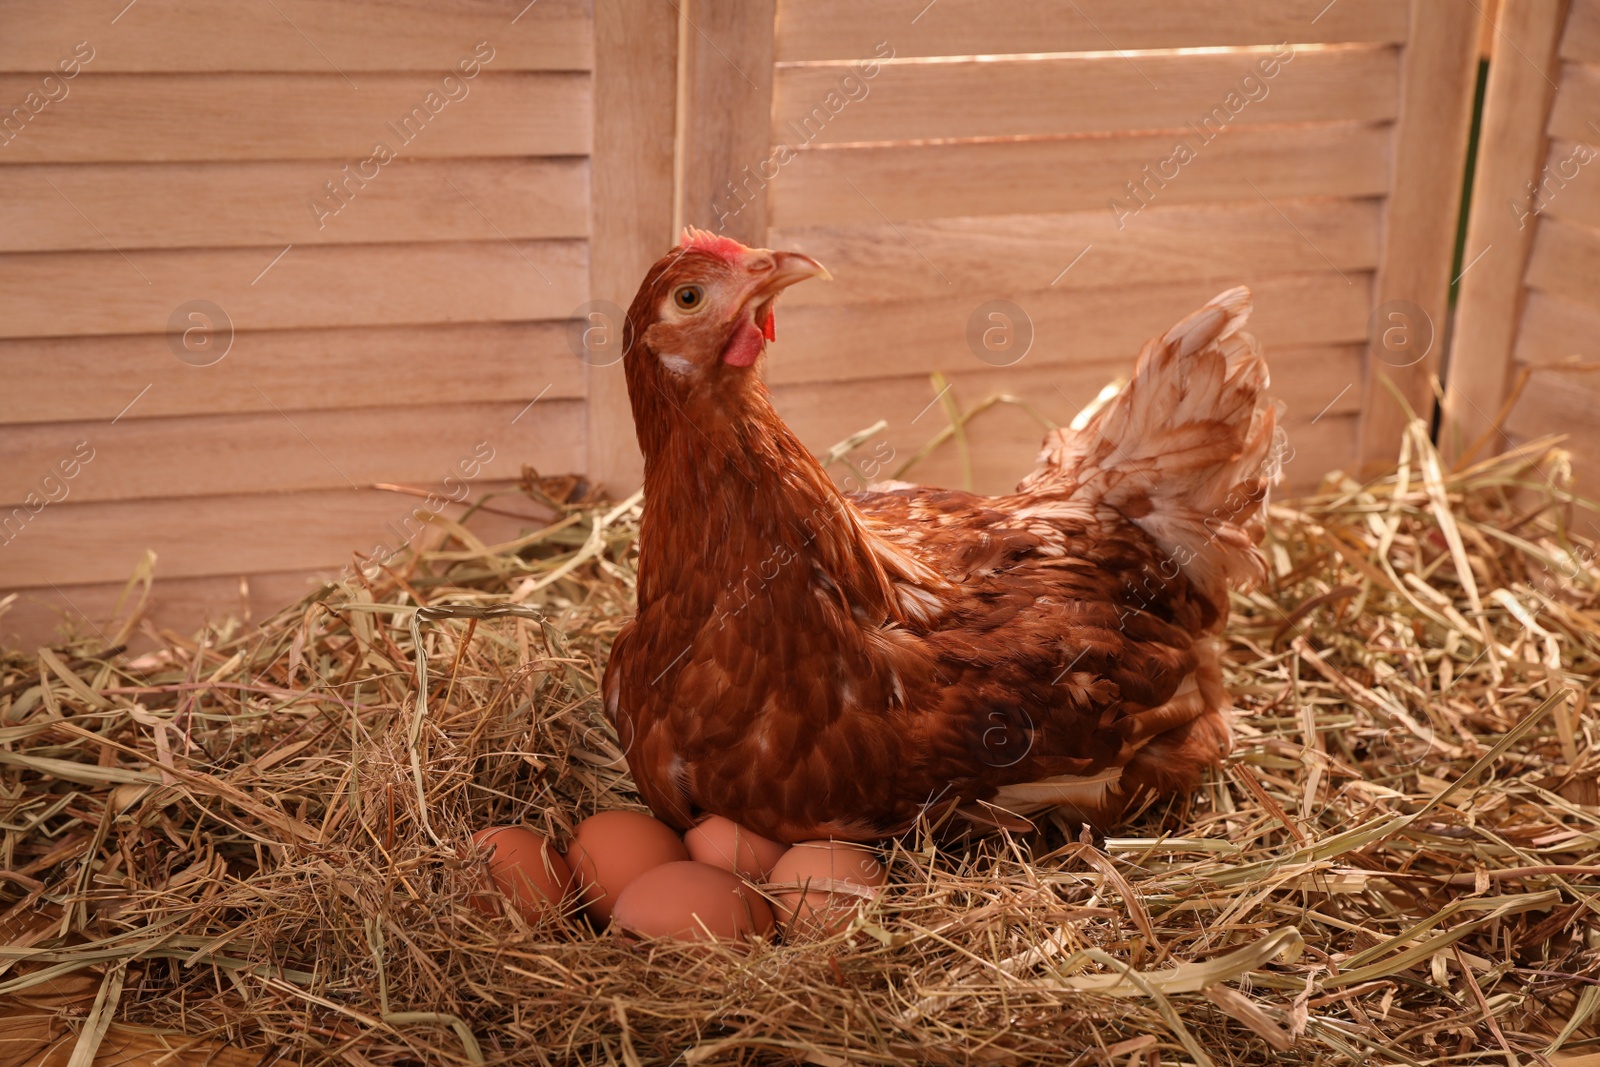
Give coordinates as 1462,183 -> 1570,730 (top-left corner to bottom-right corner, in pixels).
1,423 -> 1598,1067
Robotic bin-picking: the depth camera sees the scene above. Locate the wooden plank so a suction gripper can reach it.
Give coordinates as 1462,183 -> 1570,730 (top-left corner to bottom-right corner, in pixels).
0,398 -> 584,505
1441,0 -> 1570,461
2,570 -> 337,651
1505,435 -> 1600,540
680,0 -> 778,241
774,357 -> 1356,496
0,0 -> 593,72
585,0 -> 678,496
1535,139 -> 1600,231
1357,0 -> 1483,468
766,272 -> 1372,387
772,198 -> 1382,308
774,0 -> 1409,61
1505,368 -> 1600,527
0,482 -> 559,590
1479,0 -> 1504,59
1278,414 -> 1363,492
774,344 -> 1363,462
1514,289 -> 1600,365
1506,366 -> 1600,442
0,159 -> 588,252
0,323 -> 584,426
1548,59 -> 1600,144
0,486 -> 548,647
0,73 -> 589,162
1561,0 -> 1600,62
0,240 -> 588,339
1526,215 -> 1600,315
772,47 -> 1399,145
768,122 -> 1393,227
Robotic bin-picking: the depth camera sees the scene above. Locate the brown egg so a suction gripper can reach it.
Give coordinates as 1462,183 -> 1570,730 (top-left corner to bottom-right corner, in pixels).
563,810 -> 690,923
612,861 -> 776,942
768,840 -> 887,938
684,816 -> 789,881
469,826 -> 571,923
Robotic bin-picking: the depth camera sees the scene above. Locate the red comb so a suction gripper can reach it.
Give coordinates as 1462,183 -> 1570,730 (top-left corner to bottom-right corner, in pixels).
679,226 -> 749,264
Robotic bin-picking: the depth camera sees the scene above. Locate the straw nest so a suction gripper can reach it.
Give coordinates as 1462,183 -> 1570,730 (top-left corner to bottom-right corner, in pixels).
2,422 -> 1598,1067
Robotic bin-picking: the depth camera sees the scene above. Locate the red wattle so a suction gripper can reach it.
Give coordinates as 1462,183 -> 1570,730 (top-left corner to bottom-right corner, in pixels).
722,319 -> 765,367
761,309 -> 776,342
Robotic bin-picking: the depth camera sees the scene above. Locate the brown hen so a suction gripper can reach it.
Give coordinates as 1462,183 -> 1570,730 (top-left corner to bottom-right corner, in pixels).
602,229 -> 1281,842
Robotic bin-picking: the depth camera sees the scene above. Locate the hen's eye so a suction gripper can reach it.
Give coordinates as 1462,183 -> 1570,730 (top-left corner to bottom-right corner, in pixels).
673,285 -> 705,311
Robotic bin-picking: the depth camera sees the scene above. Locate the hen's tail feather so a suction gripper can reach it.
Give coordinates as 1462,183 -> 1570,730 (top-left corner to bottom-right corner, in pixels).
1019,286 -> 1281,628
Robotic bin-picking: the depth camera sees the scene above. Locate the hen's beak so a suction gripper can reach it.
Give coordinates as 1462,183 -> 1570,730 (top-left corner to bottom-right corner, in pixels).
765,250 -> 832,289
739,250 -> 830,343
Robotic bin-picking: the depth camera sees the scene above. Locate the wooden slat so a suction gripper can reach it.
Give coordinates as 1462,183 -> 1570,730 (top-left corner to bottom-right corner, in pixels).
1526,216 -> 1600,315
774,356 -> 1356,496
2,570 -> 337,650
1279,414 -> 1363,491
1506,368 -> 1600,525
774,0 -> 1409,62
680,0 -> 778,241
1506,436 -> 1600,540
766,272 -> 1372,387
0,240 -> 587,339
1441,0 -> 1569,461
0,398 -> 583,505
0,482 -> 559,588
0,73 -> 589,163
772,48 -> 1399,145
1506,366 -> 1600,442
1548,59 -> 1600,144
586,0 -> 679,496
1357,0 -> 1483,467
1514,290 -> 1600,365
0,506 -> 556,650
775,345 -> 1364,463
775,364 -> 1086,495
772,198 -> 1382,308
1536,139 -> 1600,231
0,0 -> 592,72
0,323 -> 583,426
0,160 -> 588,252
1561,0 -> 1600,62
768,123 -> 1392,227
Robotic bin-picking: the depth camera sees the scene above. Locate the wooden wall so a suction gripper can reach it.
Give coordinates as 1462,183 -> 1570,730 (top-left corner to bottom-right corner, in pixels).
1445,0 -> 1600,535
678,0 -> 1481,496
0,0 -> 1517,648
0,0 -> 620,646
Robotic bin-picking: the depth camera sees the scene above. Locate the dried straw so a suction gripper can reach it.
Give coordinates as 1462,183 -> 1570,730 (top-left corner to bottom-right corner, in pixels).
1,419 -> 1597,1067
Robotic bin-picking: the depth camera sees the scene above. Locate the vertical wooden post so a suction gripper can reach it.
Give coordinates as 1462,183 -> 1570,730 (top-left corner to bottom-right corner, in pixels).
586,0 -> 680,496
1441,0 -> 1571,462
1356,0 -> 1484,469
677,0 -> 778,244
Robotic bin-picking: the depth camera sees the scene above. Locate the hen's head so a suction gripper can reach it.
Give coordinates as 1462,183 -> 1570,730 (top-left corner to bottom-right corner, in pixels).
626,228 -> 830,392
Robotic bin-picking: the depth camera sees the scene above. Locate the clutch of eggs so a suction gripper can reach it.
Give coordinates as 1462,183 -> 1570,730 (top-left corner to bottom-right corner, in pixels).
470,810 -> 887,944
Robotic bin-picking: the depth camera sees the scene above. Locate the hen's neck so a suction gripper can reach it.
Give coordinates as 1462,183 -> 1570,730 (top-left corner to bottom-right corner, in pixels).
632,382 -> 901,624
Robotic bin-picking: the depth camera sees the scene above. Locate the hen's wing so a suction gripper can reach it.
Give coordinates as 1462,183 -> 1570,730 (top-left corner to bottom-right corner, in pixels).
846,482 -> 1220,826
840,289 -> 1276,827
